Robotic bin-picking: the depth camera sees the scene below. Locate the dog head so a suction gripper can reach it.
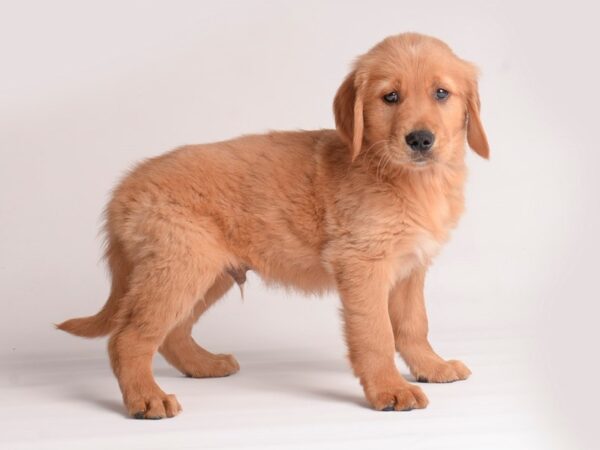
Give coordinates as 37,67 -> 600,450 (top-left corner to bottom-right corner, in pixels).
334,33 -> 489,168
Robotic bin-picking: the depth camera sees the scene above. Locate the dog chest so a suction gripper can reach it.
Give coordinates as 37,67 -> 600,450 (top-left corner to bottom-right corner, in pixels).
390,232 -> 442,282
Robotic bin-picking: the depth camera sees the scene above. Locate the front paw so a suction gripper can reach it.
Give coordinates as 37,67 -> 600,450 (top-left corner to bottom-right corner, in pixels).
125,390 -> 182,420
412,359 -> 471,383
365,382 -> 429,411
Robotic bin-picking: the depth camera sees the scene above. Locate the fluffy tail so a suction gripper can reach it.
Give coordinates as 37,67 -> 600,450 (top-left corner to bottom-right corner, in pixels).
57,233 -> 131,338
56,294 -> 119,338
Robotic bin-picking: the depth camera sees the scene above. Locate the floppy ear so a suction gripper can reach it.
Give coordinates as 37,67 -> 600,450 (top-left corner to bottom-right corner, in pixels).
333,71 -> 365,161
466,82 -> 490,159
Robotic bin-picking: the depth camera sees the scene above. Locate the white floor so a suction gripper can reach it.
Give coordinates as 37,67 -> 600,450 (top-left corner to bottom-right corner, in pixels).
0,330 -> 564,450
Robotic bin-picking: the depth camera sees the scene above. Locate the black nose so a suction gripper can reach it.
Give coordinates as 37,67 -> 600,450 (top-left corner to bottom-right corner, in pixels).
405,130 -> 435,152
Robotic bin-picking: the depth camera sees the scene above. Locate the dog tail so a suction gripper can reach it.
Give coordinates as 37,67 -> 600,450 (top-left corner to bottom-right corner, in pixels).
57,233 -> 131,338
56,293 -> 120,338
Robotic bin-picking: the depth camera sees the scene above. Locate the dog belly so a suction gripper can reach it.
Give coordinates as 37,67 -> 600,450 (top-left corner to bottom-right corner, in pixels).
249,253 -> 335,295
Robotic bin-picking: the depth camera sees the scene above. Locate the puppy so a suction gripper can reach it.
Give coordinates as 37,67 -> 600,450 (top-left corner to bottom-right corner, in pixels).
58,32 -> 489,419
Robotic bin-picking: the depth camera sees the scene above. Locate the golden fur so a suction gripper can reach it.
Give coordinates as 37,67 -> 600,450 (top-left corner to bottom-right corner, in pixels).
58,33 -> 489,419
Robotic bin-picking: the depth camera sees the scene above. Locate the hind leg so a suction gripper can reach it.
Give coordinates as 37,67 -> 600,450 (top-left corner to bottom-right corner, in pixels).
159,273 -> 240,378
108,255 -> 223,419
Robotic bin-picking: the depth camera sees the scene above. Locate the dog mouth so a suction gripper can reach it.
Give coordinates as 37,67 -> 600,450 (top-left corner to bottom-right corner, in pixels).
408,153 -> 435,167
384,141 -> 437,169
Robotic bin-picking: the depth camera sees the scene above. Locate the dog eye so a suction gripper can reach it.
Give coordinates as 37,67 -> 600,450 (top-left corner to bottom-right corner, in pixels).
435,88 -> 449,100
383,92 -> 399,104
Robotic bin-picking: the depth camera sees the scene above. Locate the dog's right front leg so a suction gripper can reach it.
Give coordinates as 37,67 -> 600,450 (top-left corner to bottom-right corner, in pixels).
335,261 -> 429,411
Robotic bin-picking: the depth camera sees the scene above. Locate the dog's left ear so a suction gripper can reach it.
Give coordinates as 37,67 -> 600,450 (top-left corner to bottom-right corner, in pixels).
466,81 -> 490,159
333,70 -> 365,161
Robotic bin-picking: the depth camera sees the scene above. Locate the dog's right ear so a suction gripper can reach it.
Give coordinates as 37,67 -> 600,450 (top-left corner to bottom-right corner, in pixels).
333,71 -> 365,161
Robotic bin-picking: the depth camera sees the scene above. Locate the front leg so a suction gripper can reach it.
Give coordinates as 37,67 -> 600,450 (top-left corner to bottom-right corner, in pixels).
336,261 -> 428,411
389,268 -> 471,383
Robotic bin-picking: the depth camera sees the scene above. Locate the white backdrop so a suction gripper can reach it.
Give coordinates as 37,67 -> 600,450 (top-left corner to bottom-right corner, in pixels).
1,1 -> 598,449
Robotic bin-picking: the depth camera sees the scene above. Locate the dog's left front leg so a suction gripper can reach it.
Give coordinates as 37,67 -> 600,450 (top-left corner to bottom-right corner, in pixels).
389,268 -> 471,383
336,261 -> 428,411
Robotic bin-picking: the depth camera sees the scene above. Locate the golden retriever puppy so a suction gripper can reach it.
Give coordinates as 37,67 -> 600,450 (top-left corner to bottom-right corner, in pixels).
58,32 -> 489,419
